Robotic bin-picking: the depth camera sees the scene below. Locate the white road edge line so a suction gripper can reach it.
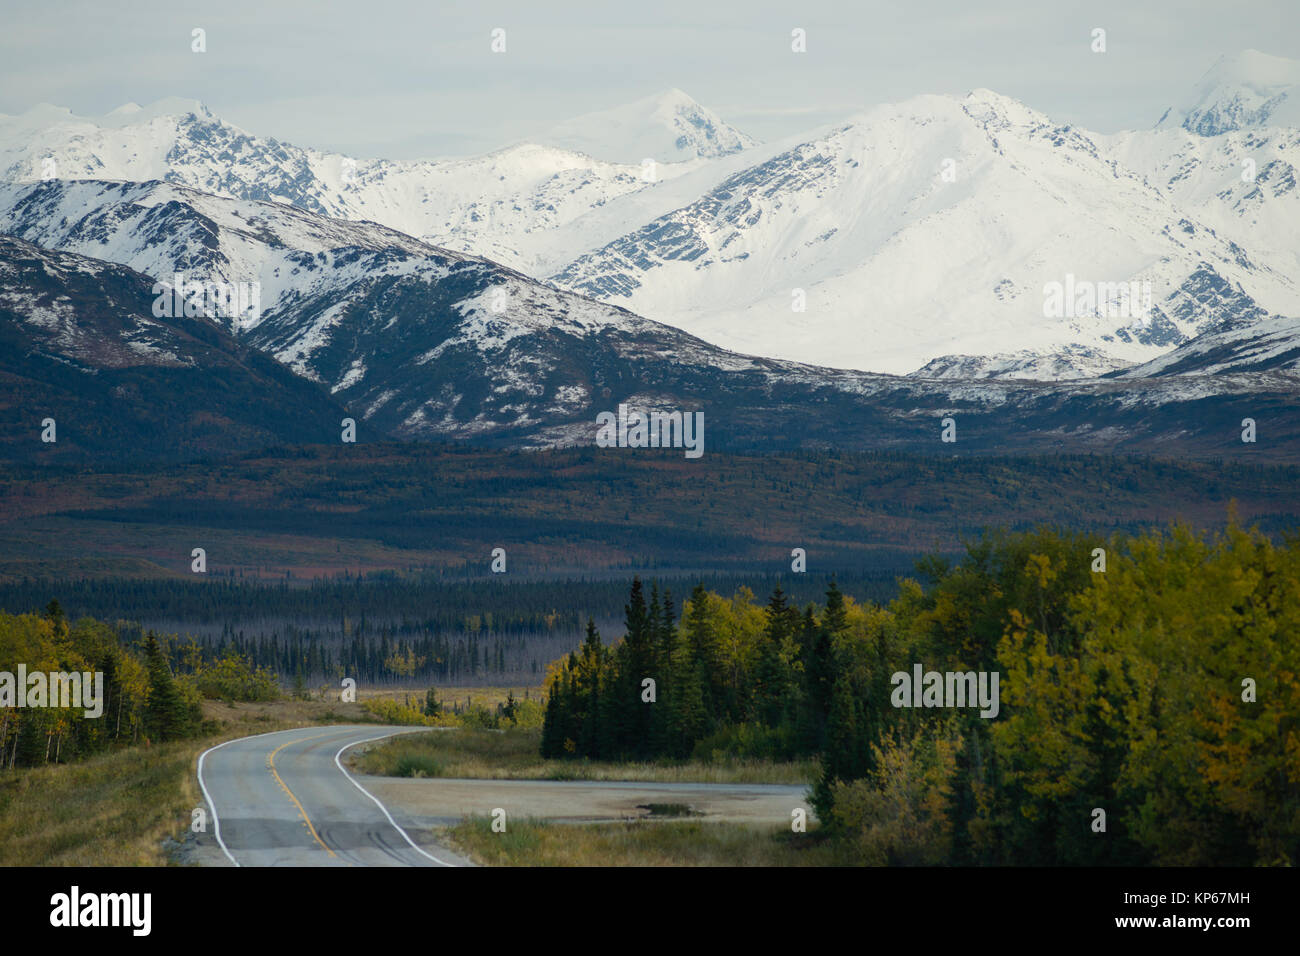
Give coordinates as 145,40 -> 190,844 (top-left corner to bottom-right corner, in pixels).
334,733 -> 457,867
198,726 -> 308,867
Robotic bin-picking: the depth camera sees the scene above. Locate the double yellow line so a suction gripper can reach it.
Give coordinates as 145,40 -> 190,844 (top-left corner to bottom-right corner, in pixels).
267,732 -> 345,862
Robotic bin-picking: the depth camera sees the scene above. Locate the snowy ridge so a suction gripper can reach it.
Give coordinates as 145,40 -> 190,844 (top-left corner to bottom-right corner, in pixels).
1156,50 -> 1300,135
0,96 -> 729,276
554,88 -> 1299,376
539,88 -> 759,163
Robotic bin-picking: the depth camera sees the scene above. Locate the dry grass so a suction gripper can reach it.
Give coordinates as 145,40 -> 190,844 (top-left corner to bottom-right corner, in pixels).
443,816 -> 846,866
0,740 -> 204,865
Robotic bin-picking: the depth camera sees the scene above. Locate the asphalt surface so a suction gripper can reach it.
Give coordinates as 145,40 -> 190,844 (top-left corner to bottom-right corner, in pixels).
196,725 -> 472,867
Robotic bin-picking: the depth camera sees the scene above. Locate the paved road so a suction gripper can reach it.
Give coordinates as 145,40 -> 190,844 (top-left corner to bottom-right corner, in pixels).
196,725 -> 472,867
195,724 -> 811,867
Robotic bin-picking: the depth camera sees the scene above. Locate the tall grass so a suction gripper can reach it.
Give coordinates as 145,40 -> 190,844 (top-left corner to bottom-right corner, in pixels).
0,741 -> 202,866
350,727 -> 817,784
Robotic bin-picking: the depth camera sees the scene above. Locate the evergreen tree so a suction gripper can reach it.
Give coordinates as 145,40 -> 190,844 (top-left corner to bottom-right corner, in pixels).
423,687 -> 442,718
540,679 -> 563,757
618,578 -> 655,759
755,586 -> 797,726
802,582 -> 847,749
576,618 -> 605,757
812,674 -> 864,823
685,583 -> 723,725
665,626 -> 707,758
142,632 -> 196,741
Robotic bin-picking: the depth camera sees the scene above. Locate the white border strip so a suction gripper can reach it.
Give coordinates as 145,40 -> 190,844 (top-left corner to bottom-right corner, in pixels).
334,734 -> 458,867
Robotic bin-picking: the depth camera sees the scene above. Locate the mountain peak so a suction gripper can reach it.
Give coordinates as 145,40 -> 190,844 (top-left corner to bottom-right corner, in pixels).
1,97 -> 211,131
1158,49 -> 1300,134
108,97 -> 210,125
537,89 -> 757,164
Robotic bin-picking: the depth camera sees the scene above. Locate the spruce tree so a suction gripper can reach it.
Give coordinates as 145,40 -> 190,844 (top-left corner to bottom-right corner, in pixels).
143,632 -> 194,742
577,618 -> 604,757
685,583 -> 723,724
665,627 -> 707,758
619,578 -> 656,759
755,586 -> 797,727
804,580 -> 847,748
812,674 -> 862,823
540,679 -> 563,757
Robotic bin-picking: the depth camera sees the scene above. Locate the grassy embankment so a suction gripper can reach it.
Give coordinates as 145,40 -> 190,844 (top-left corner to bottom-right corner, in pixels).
442,816 -> 846,866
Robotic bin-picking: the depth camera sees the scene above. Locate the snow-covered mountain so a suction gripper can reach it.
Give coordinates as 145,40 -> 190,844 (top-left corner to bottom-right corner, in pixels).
0,91 -> 747,276
1155,49 -> 1300,135
1,56 -> 1297,386
1114,313 -> 1300,378
0,178 -> 839,440
553,89 -> 1298,375
4,178 -> 1297,461
538,88 -> 759,163
1104,126 -> 1299,291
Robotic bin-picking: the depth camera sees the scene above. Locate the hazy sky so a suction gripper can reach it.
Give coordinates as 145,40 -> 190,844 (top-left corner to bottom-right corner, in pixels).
2,0 -> 1298,158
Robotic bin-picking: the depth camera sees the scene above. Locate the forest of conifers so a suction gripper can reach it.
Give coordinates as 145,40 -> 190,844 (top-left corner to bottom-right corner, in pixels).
540,522 -> 1299,866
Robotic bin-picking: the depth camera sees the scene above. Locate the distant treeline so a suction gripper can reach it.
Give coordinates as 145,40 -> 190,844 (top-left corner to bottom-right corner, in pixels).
0,573 -> 909,687
541,522 -> 1300,866
0,572 -> 905,627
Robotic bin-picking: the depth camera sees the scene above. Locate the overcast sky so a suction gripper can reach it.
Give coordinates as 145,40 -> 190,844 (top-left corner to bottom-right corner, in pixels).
2,0 -> 1298,159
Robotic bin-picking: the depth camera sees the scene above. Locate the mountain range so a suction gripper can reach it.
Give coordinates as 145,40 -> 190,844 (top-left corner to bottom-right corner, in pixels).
0,51 -> 1297,462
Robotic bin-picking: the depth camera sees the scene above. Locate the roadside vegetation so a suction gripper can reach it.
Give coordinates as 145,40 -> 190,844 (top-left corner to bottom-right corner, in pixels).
349,725 -> 815,784
444,817 -> 847,866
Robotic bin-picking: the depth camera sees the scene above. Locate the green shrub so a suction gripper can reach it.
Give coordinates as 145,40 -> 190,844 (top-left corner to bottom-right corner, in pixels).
394,753 -> 443,778
691,722 -> 798,762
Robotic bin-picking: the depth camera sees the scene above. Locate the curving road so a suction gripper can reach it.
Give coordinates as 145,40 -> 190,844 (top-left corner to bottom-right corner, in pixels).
195,725 -> 472,867
195,724 -> 812,867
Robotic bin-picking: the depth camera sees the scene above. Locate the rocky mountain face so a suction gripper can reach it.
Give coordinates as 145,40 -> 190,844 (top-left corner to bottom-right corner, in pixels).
0,233 -> 346,463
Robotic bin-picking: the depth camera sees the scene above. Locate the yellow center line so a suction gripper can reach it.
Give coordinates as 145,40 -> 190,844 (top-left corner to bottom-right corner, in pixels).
267,732 -> 347,861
